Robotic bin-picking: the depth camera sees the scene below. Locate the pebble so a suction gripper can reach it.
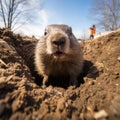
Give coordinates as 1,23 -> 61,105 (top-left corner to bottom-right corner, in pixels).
94,110 -> 108,119
117,56 -> 120,61
0,77 -> 7,89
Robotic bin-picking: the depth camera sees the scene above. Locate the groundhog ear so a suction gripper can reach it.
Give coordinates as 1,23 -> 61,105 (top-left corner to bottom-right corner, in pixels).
68,27 -> 72,35
69,27 -> 72,32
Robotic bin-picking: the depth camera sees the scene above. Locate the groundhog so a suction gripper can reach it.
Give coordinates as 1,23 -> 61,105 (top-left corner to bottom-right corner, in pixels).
34,24 -> 83,87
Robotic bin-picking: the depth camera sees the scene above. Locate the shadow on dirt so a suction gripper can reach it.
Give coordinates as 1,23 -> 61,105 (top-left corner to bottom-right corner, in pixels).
29,60 -> 99,89
82,60 -> 99,79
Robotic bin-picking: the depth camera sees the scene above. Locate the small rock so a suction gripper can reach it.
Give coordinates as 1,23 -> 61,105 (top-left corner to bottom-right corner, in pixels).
56,98 -> 66,112
95,62 -> 104,72
110,95 -> 120,116
117,56 -> 120,61
94,110 -> 108,119
0,77 -> 7,89
0,59 -> 8,68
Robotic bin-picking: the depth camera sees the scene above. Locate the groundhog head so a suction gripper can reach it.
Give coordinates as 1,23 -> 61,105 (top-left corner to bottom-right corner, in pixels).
44,24 -> 75,60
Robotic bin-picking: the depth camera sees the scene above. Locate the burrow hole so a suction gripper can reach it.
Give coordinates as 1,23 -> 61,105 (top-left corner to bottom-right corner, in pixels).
26,59 -> 96,89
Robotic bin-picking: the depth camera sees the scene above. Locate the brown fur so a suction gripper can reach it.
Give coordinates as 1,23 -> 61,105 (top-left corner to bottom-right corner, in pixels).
34,24 -> 83,87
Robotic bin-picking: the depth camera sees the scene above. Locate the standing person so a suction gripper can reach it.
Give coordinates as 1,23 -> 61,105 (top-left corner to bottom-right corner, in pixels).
89,25 -> 96,39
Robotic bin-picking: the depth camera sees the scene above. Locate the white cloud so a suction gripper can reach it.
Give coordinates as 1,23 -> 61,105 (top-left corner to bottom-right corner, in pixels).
0,0 -> 50,38
39,9 -> 48,26
16,9 -> 48,38
19,0 -> 50,37
73,28 -> 89,39
11,0 -> 49,37
14,23 -> 44,38
15,2 -> 49,38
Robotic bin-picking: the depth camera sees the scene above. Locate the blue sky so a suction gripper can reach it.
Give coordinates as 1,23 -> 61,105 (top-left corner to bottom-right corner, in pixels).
43,0 -> 94,38
0,0 -> 95,38
44,0 -> 92,25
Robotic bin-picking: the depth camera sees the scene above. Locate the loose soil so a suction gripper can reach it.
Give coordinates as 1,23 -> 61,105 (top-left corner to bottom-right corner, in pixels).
0,28 -> 120,120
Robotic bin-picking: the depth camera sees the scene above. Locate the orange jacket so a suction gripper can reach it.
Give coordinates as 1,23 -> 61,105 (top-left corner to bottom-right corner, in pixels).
90,27 -> 95,35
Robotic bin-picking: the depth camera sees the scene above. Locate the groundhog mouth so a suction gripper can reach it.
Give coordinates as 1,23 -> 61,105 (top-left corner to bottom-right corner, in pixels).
53,51 -> 65,57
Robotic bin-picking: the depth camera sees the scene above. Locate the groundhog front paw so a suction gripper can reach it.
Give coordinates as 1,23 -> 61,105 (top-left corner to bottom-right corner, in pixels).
42,84 -> 47,89
69,76 -> 78,88
42,75 -> 48,88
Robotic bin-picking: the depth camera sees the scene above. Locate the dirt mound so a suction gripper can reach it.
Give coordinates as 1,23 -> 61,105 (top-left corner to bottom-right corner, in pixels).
0,28 -> 120,120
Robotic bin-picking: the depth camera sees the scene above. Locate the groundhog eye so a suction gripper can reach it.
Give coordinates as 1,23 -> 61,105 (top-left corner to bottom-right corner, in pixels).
69,31 -> 72,36
66,28 -> 72,36
66,30 -> 72,36
44,31 -> 47,36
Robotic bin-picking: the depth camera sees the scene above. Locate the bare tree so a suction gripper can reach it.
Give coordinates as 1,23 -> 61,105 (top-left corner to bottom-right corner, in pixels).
0,0 -> 42,30
91,0 -> 120,31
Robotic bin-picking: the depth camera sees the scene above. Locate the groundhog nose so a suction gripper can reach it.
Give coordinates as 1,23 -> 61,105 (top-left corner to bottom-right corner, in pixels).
53,38 -> 66,46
